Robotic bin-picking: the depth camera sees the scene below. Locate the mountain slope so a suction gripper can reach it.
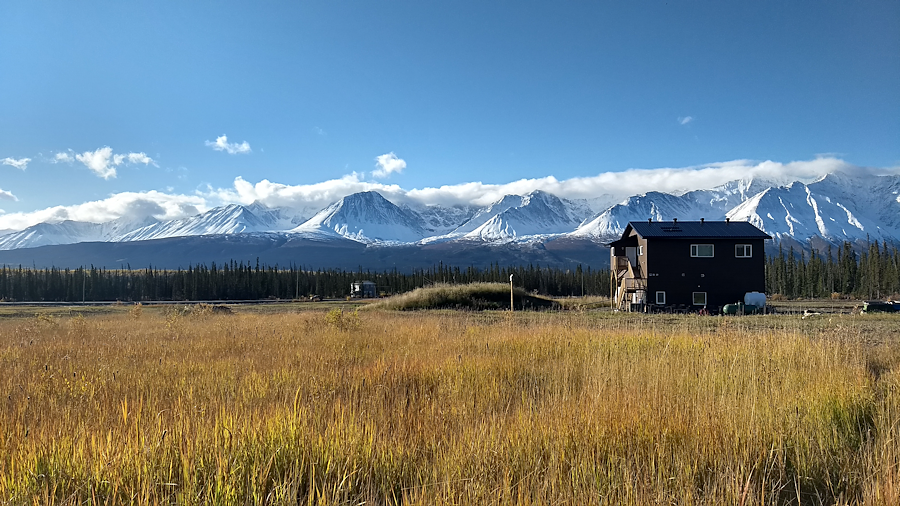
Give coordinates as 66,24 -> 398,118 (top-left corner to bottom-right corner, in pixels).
405,203 -> 476,235
0,215 -> 159,251
462,191 -> 587,241
0,221 -> 105,250
117,204 -> 280,242
2,171 -> 900,257
0,232 -> 606,270
571,191 -> 715,240
727,173 -> 900,243
291,191 -> 427,243
448,194 -> 526,237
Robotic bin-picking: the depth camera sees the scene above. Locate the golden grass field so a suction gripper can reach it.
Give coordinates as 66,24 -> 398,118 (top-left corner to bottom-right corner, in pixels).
2,303 -> 900,505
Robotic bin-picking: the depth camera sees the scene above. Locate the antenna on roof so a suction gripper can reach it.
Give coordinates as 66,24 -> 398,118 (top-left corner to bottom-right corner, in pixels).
701,218 -> 704,224
673,218 -> 678,224
648,218 -> 652,224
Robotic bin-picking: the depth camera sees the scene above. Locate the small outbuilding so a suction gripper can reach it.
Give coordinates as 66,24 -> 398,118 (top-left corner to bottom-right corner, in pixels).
609,219 -> 771,312
350,280 -> 377,298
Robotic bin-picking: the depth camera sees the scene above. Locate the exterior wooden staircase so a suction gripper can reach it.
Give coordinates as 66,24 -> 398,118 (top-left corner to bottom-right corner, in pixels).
614,258 -> 646,310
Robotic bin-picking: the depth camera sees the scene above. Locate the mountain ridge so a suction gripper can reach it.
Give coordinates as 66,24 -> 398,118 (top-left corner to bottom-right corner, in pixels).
2,171 -> 898,262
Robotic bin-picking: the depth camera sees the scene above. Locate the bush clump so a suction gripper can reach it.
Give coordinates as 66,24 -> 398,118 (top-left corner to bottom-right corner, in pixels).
368,282 -> 559,311
324,308 -> 361,331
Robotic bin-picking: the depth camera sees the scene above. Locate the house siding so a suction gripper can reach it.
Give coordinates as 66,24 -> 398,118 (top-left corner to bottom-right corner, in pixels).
637,234 -> 649,278
645,237 -> 766,309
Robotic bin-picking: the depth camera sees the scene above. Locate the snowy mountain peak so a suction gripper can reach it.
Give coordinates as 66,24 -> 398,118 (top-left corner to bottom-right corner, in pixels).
292,191 -> 426,243
725,174 -> 900,244
521,189 -> 554,204
3,171 -> 900,252
116,203 -> 277,242
461,190 -> 584,242
0,221 -> 103,250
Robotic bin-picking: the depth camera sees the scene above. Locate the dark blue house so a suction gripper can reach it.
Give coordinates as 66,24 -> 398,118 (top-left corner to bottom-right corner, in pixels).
609,219 -> 771,312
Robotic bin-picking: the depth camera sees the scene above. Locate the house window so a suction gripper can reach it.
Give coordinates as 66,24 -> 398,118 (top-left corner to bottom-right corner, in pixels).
692,292 -> 707,305
638,245 -> 643,256
735,244 -> 752,257
656,291 -> 666,305
691,244 -> 714,257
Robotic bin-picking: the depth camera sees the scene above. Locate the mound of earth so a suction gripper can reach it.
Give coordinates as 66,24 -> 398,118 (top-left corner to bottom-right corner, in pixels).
369,283 -> 559,311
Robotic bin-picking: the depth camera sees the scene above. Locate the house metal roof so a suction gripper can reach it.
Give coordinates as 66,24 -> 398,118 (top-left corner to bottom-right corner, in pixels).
626,220 -> 771,240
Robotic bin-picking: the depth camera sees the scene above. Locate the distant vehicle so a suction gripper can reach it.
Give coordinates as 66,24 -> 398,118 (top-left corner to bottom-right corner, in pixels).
350,281 -> 377,298
862,301 -> 900,313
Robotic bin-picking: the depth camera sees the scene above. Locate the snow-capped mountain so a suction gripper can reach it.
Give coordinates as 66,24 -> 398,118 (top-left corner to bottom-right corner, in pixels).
291,191 -> 427,243
680,177 -> 778,214
118,204 -> 280,242
0,215 -> 159,250
571,176 -> 818,241
0,204 -> 303,250
572,191 -> 714,240
0,221 -> 107,250
727,173 -> 900,244
417,191 -> 593,243
406,203 -> 476,236
2,170 -> 900,258
449,194 -> 529,237
460,191 -> 589,242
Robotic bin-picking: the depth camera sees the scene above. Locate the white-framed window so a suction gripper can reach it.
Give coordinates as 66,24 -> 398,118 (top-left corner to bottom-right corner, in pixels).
690,244 -> 714,257
735,244 -> 752,257
638,245 -> 643,256
692,292 -> 707,305
655,291 -> 666,305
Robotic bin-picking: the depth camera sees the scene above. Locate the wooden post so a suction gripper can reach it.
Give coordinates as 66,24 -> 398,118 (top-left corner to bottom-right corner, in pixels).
509,274 -> 514,311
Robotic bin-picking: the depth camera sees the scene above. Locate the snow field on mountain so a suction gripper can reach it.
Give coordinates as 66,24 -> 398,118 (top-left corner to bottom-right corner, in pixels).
1,171 -> 898,250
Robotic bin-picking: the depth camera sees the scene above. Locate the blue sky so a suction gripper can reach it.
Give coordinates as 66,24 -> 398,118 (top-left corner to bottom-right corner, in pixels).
0,1 -> 898,228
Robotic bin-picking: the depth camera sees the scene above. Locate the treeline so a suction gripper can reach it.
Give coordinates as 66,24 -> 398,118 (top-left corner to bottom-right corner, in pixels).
766,241 -> 900,299
4,241 -> 899,302
0,261 -> 610,302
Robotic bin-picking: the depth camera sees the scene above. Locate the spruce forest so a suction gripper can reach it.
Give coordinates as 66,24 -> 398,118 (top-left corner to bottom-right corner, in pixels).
0,241 -> 898,302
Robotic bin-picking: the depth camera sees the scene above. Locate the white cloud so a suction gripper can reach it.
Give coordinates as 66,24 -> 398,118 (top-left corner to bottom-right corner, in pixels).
2,156 -> 888,233
0,188 -> 18,201
73,147 -> 155,179
0,190 -> 206,231
203,157 -> 873,211
372,152 -> 406,178
201,172 -> 405,210
75,147 -> 117,179
114,152 -> 154,166
678,116 -> 694,125
206,135 -> 251,155
441,157 -> 853,207
1,157 -> 30,170
54,151 -> 74,163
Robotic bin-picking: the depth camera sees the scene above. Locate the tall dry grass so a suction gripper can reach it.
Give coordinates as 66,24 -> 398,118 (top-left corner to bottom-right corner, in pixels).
1,308 -> 899,504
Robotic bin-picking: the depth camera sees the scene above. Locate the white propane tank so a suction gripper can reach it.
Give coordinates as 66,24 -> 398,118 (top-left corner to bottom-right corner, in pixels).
744,291 -> 766,308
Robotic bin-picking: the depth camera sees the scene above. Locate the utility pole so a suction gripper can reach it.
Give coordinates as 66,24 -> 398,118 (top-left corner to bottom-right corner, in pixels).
509,274 -> 514,311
